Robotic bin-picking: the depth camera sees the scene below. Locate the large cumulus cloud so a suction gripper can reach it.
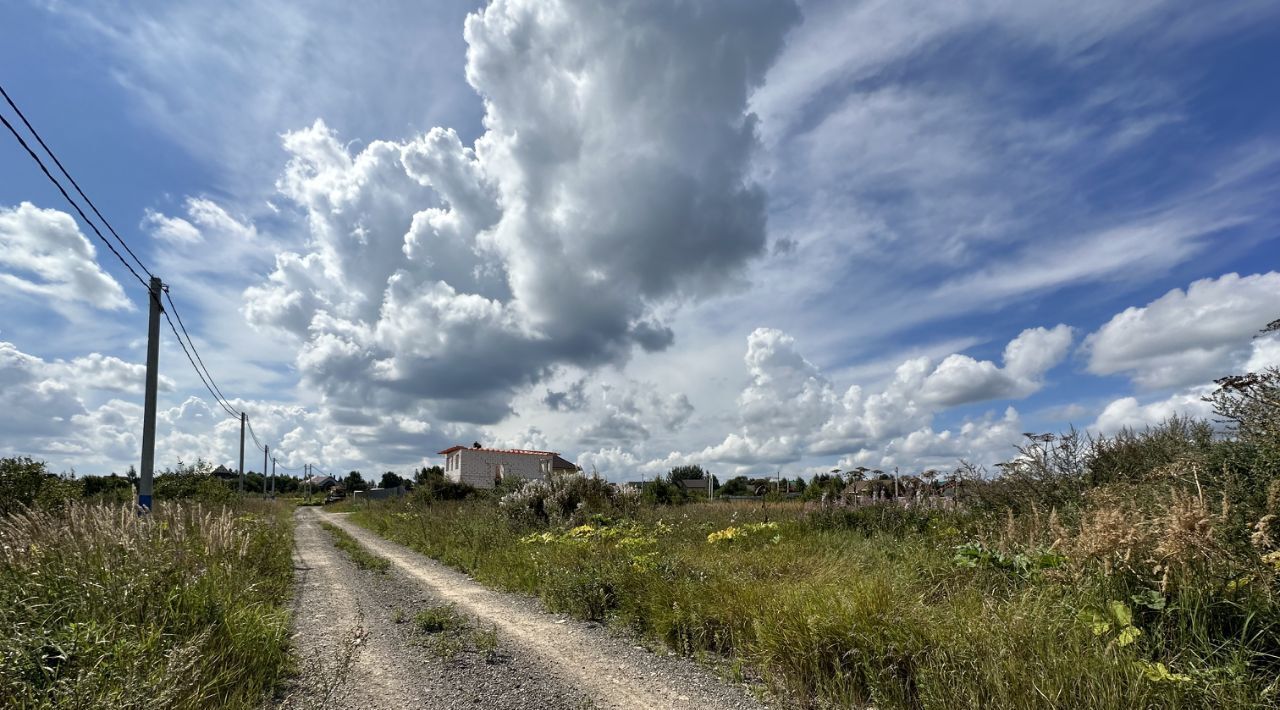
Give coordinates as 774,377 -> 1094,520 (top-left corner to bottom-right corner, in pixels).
244,0 -> 800,425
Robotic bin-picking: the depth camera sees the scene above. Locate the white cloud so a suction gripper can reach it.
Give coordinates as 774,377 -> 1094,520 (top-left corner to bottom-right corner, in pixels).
575,382 -> 694,446
52,353 -> 176,394
0,202 -> 131,311
1084,272 -> 1280,389
919,325 -> 1073,406
0,341 -> 86,441
143,210 -> 202,244
42,0 -> 482,194
752,0 -> 1272,144
242,0 -> 801,428
627,325 -> 1064,477
1091,387 -> 1216,435
1087,303 -> 1280,436
836,406 -> 1025,473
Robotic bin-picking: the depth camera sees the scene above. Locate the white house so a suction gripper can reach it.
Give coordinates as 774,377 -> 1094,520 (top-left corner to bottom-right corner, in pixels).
438,445 -> 579,489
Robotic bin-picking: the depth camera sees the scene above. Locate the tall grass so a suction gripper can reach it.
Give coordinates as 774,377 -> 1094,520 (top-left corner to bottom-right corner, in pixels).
353,494 -> 1277,708
0,501 -> 294,709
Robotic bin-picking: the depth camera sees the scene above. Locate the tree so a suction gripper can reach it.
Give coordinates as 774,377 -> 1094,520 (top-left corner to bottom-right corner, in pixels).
717,476 -> 750,496
415,466 -> 445,485
641,477 -> 685,505
380,471 -> 404,489
0,456 -> 47,515
343,471 -> 368,492
668,464 -> 706,482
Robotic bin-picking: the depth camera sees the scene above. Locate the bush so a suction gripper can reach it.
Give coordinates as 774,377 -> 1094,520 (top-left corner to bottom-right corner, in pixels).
409,471 -> 475,504
1086,417 -> 1215,488
499,473 -> 638,525
0,458 -> 51,516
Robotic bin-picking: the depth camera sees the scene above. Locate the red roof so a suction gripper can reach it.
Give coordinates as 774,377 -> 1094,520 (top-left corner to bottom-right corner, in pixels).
437,445 -> 559,457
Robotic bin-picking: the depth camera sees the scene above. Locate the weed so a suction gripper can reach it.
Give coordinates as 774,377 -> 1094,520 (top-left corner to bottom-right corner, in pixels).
475,623 -> 500,664
414,604 -> 467,634
410,604 -> 502,662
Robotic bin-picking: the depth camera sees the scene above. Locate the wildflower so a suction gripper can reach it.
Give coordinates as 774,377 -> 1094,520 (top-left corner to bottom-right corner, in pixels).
1136,661 -> 1192,683
707,526 -> 739,544
1264,550 -> 1280,570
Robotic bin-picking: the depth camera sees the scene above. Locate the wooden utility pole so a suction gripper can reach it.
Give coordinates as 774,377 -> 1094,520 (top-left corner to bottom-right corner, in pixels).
262,444 -> 269,497
271,457 -> 276,497
138,276 -> 163,512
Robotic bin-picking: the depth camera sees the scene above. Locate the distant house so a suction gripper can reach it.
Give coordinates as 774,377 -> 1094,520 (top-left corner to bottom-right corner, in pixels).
211,465 -> 237,480
305,475 -> 337,490
438,445 -> 579,489
676,478 -> 712,496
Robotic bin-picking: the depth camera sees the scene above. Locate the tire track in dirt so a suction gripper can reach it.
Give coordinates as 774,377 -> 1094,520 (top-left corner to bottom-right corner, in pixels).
279,509 -> 415,709
319,509 -> 769,710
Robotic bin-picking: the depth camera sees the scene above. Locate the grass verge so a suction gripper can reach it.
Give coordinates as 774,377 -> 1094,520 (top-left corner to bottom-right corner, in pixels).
0,500 -> 294,709
352,497 -> 1278,709
319,519 -> 390,573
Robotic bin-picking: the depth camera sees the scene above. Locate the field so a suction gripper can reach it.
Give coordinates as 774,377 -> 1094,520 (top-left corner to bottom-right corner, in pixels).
0,498 -> 294,709
350,418 -> 1280,708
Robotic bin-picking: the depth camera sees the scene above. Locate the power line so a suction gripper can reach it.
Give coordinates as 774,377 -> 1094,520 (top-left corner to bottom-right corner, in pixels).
0,110 -> 148,290
0,83 -> 153,280
163,290 -> 239,416
0,86 -> 312,483
161,305 -> 240,419
246,418 -> 265,452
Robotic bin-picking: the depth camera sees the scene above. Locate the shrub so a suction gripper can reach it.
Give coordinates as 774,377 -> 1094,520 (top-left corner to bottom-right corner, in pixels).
0,457 -> 51,515
499,473 -> 637,525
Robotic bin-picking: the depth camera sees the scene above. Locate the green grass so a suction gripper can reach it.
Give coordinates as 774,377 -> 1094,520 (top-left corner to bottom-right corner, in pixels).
319,520 -> 390,572
410,603 -> 500,662
351,498 -> 1278,709
0,500 -> 295,709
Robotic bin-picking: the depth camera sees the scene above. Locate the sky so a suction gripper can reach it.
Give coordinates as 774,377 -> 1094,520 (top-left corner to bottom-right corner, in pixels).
1,0 -> 1278,480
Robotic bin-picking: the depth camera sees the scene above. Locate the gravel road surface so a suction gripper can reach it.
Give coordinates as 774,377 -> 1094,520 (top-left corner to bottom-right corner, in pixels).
278,507 -> 769,710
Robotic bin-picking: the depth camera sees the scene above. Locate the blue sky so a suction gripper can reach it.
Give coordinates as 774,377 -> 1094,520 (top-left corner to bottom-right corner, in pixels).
1,0 -> 1277,478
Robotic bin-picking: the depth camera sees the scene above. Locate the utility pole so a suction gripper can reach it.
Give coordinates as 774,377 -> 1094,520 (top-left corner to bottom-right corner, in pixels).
238,412 -> 246,492
262,444 -> 269,498
271,457 -> 276,497
138,276 -> 163,512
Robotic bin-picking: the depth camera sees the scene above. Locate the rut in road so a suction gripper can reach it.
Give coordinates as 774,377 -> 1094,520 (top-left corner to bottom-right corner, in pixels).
316,508 -> 770,710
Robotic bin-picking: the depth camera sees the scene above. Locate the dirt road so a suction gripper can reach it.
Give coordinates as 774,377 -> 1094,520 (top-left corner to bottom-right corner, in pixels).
280,507 -> 768,709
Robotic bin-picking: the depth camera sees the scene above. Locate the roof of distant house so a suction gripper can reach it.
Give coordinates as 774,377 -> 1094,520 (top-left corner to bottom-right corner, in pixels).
677,478 -> 710,490
550,454 -> 578,470
437,445 -> 560,457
